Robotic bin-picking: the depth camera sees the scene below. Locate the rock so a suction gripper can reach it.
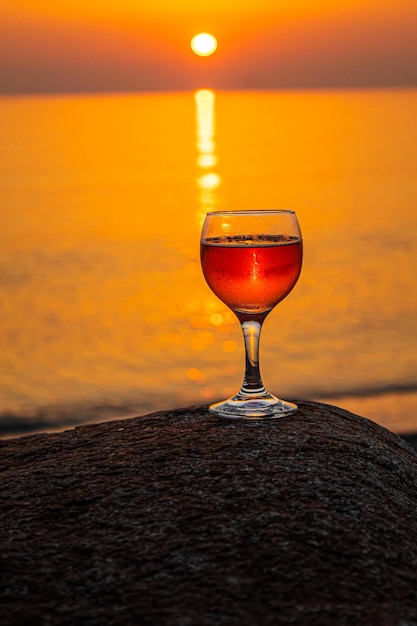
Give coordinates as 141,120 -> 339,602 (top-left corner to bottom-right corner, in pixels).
1,401 -> 417,625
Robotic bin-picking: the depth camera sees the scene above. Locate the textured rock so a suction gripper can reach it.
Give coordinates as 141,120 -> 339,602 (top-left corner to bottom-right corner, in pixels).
1,401 -> 417,625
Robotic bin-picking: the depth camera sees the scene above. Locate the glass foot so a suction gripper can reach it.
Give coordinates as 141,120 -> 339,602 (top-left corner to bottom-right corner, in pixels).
209,392 -> 298,419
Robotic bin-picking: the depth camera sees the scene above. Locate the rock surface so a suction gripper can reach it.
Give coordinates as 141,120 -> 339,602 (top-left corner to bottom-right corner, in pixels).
1,401 -> 417,625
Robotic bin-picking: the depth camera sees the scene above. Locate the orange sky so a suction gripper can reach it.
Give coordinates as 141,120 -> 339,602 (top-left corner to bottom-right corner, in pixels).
1,0 -> 416,93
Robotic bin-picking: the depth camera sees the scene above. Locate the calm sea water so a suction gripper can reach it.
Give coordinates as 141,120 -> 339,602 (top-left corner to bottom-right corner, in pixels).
1,88 -> 417,437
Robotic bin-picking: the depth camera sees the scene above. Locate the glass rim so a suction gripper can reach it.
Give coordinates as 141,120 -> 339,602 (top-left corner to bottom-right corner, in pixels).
205,209 -> 296,216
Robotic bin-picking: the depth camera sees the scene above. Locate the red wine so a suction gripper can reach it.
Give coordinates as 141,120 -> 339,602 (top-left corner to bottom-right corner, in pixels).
201,234 -> 302,314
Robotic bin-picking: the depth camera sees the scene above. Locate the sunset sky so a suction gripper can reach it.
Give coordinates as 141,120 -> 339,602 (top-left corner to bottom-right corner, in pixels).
1,0 -> 417,94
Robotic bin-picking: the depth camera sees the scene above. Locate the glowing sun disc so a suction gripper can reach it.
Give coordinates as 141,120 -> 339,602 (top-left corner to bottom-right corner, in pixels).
191,33 -> 217,57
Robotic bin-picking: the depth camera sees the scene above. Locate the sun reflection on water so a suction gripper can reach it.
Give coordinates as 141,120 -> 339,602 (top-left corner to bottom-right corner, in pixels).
194,89 -> 220,226
193,88 -> 236,394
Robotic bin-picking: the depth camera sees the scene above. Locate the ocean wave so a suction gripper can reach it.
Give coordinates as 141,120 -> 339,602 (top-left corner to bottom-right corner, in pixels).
0,400 -> 163,438
309,381 -> 417,402
1,382 -> 417,438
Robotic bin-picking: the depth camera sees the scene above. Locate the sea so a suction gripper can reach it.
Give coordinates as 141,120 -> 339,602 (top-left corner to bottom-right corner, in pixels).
1,87 -> 417,438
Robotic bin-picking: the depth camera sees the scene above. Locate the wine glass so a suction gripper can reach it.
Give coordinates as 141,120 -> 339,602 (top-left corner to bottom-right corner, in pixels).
200,209 -> 302,419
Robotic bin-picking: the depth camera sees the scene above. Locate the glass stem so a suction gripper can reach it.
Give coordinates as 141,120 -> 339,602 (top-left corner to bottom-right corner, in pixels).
239,317 -> 267,397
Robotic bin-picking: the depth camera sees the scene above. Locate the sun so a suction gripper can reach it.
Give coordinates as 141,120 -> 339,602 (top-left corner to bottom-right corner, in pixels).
191,33 -> 218,57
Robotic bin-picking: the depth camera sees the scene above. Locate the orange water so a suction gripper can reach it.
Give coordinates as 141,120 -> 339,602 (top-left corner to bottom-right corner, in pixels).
1,88 -> 417,435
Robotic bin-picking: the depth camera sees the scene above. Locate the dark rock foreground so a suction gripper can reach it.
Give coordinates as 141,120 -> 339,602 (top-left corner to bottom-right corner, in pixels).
1,401 -> 417,625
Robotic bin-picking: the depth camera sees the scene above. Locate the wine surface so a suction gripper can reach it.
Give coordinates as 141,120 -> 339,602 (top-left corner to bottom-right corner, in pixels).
200,234 -> 303,314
